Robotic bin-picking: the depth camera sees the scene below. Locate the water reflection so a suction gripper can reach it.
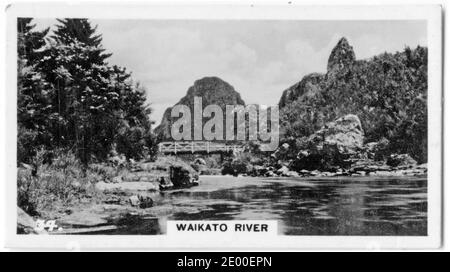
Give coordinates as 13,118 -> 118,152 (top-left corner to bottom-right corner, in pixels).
107,176 -> 427,235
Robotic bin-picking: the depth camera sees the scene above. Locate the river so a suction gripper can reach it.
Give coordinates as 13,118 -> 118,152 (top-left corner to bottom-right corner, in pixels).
108,175 -> 427,236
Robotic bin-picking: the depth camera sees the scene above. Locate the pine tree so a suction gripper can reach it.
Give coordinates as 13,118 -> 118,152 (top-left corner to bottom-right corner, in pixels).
17,18 -> 157,164
17,18 -> 52,163
53,19 -> 112,62
111,66 -> 156,160
49,19 -> 156,163
17,18 -> 49,64
46,19 -> 115,163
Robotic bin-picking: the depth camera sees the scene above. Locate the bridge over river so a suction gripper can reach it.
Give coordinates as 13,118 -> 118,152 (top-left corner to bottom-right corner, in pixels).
158,141 -> 247,154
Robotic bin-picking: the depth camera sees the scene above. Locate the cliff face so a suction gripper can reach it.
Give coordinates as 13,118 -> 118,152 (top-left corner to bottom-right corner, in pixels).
155,77 -> 245,140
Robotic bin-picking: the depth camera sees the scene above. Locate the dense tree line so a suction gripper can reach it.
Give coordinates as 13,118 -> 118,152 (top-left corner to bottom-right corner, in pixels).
280,41 -> 428,163
17,18 -> 157,165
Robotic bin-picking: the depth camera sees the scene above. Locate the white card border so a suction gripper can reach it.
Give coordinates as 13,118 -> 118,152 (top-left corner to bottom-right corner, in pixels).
4,2 -> 442,250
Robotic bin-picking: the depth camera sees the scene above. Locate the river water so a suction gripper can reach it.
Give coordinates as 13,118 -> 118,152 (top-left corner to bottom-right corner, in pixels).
111,175 -> 427,236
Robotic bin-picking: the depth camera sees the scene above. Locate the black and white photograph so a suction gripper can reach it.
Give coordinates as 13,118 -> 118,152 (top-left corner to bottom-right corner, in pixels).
2,3 -> 443,250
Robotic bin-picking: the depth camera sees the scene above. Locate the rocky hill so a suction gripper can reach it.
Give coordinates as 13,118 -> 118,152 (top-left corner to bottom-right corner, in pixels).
279,37 -> 427,163
155,77 -> 246,140
279,38 -> 355,108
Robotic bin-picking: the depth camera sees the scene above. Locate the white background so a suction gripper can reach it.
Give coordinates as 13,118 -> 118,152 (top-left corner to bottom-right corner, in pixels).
0,0 -> 448,251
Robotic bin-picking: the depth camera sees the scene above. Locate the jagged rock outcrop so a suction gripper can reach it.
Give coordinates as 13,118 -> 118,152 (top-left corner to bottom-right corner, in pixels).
278,36 -> 427,166
279,38 -> 355,109
155,77 -> 246,140
327,37 -> 356,73
291,114 -> 364,171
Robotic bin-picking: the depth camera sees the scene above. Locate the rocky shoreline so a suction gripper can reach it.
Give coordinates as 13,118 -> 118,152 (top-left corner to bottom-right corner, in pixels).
216,114 -> 427,179
243,162 -> 427,178
17,155 -> 427,235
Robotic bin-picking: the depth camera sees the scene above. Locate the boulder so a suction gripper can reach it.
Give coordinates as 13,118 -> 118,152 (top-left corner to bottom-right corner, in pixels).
352,171 -> 366,176
386,154 -> 417,168
321,172 -> 336,177
271,143 -> 291,160
128,195 -> 153,209
169,165 -> 199,188
299,169 -> 311,176
286,171 -> 300,177
369,171 -> 399,177
276,166 -> 290,176
416,163 -> 428,170
194,158 -> 207,165
129,195 -> 140,206
138,195 -> 154,209
158,176 -> 174,191
292,114 -> 364,171
365,138 -> 390,160
319,114 -> 364,154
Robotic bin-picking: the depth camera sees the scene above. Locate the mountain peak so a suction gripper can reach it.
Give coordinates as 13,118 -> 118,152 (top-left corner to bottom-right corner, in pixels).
185,76 -> 244,103
194,76 -> 225,84
154,76 -> 245,140
327,37 -> 355,71
337,37 -> 350,46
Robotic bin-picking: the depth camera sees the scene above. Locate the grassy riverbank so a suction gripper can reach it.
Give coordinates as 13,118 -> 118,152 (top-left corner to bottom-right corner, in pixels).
17,150 -> 197,231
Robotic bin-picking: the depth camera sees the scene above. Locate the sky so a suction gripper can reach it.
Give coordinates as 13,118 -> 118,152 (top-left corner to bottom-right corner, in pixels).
33,19 -> 427,125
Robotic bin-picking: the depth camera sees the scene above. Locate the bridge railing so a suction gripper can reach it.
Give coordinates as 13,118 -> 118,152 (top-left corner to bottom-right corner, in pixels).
158,141 -> 246,154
